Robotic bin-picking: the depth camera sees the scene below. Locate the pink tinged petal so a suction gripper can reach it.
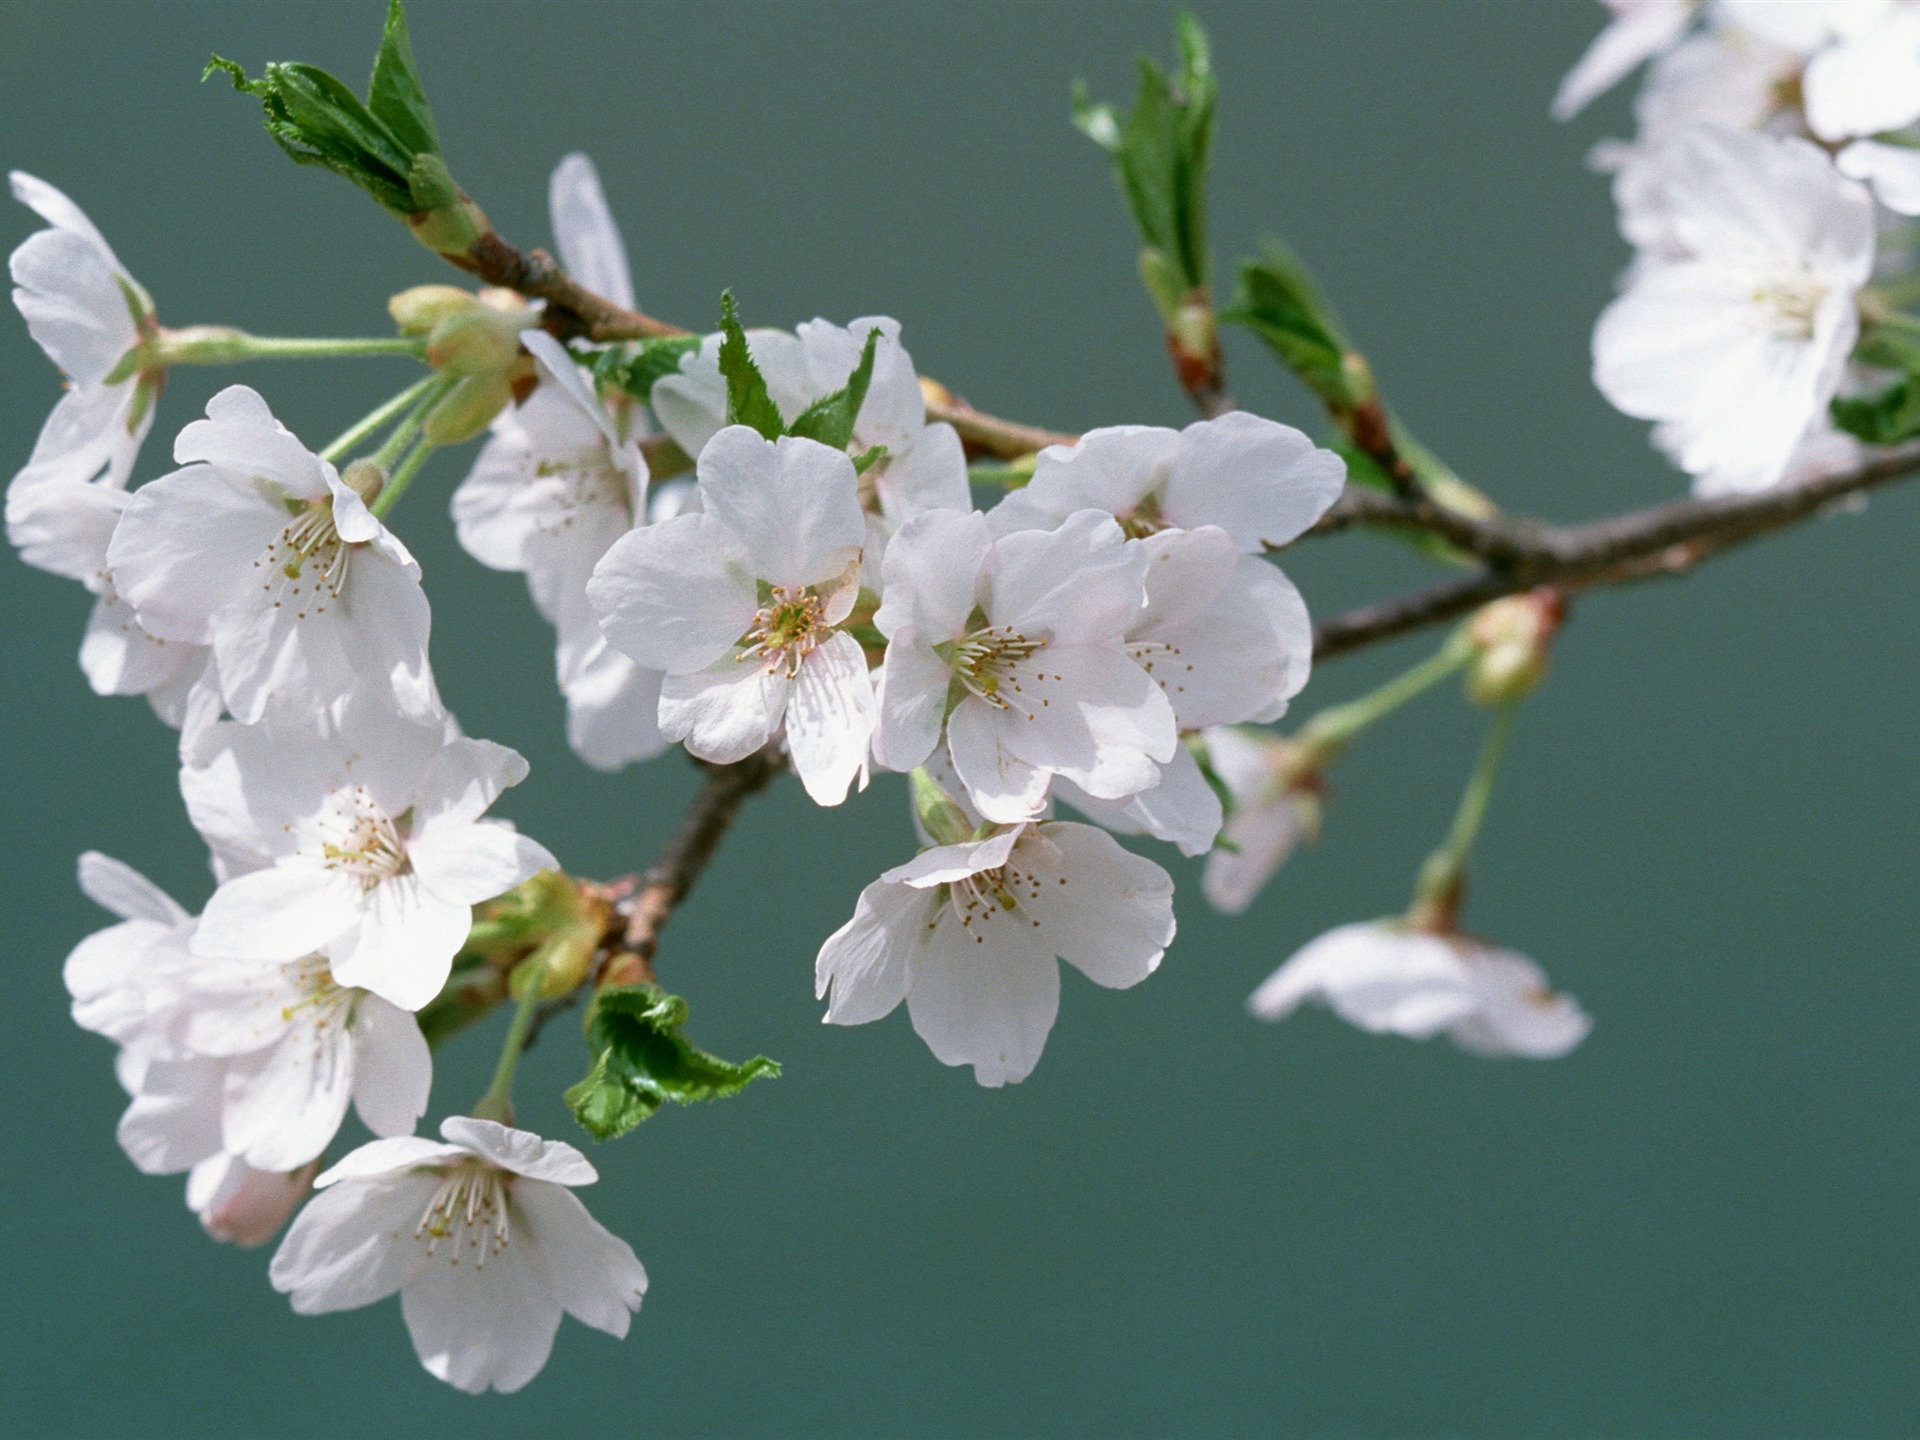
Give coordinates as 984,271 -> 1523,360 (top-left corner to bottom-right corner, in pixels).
513,1180 -> 648,1336
906,906 -> 1061,1088
882,827 -> 1023,888
872,507 -> 991,639
697,427 -> 865,588
10,226 -> 137,386
171,385 -> 333,499
315,1136 -> 472,1187
1167,411 -> 1345,550
402,1240 -> 564,1394
946,699 -> 1051,824
548,152 -> 636,312
221,1021 -> 357,1172
587,511 -> 758,673
1449,951 -> 1593,1060
815,878 -> 930,1025
8,379 -> 147,493
201,1160 -> 316,1248
871,628 -> 951,773
328,875 -> 473,1012
996,425 -> 1180,536
1203,792 -> 1300,914
1020,822 -> 1175,988
563,644 -> 669,771
870,421 -> 970,523
78,850 -> 185,924
195,864 -> 365,962
106,465 -> 285,644
411,817 -> 557,906
349,995 -> 433,1137
270,1172 -> 442,1313
785,631 -> 876,806
659,657 -> 789,764
5,470 -> 121,583
117,1057 -> 225,1174
440,1117 -> 599,1184
1248,923 -> 1480,1038
986,509 -> 1145,642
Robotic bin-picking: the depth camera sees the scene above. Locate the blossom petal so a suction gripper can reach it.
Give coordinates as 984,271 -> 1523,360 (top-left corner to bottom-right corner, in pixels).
1020,822 -> 1174,988
402,1242 -> 563,1393
440,1117 -> 599,1184
548,152 -> 635,311
697,427 -> 865,589
270,1172 -> 440,1313
870,627 -> 952,774
513,1180 -> 648,1336
873,507 -> 991,640
328,875 -> 473,1012
588,511 -> 758,673
785,631 -> 876,806
195,864 -> 365,962
411,817 -> 556,907
107,465 -> 282,644
906,907 -> 1060,1087
815,876 -> 930,1025
222,1023 -> 356,1173
78,850 -> 186,924
946,697 -> 1051,824
1167,411 -> 1345,550
658,657 -> 788,764
350,996 -> 434,1137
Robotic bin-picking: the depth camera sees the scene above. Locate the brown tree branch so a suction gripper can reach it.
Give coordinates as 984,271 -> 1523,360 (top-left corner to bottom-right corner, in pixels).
596,748 -> 787,988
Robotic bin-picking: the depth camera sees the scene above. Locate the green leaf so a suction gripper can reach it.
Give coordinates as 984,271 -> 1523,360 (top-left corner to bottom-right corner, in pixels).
1221,244 -> 1361,408
565,984 -> 780,1142
589,334 -> 704,403
367,0 -> 438,158
851,444 -> 889,475
1073,12 -> 1217,295
1832,377 -> 1920,444
716,291 -> 786,441
788,326 -> 882,450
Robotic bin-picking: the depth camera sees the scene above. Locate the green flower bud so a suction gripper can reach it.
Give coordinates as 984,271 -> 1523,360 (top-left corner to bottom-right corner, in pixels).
388,284 -> 480,336
423,373 -> 514,445
340,458 -> 386,504
1465,590 -> 1562,707
425,305 -> 528,377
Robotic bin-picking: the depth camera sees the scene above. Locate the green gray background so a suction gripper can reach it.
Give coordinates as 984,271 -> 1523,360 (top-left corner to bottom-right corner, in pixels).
3,2 -> 1916,1434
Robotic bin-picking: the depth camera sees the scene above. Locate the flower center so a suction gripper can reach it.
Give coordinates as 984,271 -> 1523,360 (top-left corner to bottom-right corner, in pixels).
317,786 -> 409,888
253,499 -> 351,622
1754,273 -> 1826,341
1126,637 -> 1192,702
415,1161 -> 511,1267
1116,490 -> 1167,540
278,954 -> 351,1026
943,855 -> 1058,944
738,586 -> 830,678
951,625 -> 1050,712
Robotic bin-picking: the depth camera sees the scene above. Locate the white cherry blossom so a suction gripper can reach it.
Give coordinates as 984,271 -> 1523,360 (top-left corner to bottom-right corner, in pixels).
1796,0 -> 1920,140
108,385 -> 434,723
871,507 -> 1177,824
1592,125 -> 1876,495
269,1117 -> 648,1395
986,411 -> 1344,552
816,820 -> 1175,1087
7,474 -> 211,724
182,698 -> 556,1010
453,332 -> 668,770
8,170 -> 156,495
1199,725 -> 1318,914
587,424 -> 876,804
649,314 -> 969,584
1552,0 -> 1698,121
1837,139 -> 1920,216
65,853 -> 432,1172
1248,921 -> 1591,1059
548,151 -> 635,315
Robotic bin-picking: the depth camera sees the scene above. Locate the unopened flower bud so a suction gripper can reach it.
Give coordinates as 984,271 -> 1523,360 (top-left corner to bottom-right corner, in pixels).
424,373 -> 515,445
389,284 -> 480,336
202,1161 -> 319,1249
1465,589 -> 1562,706
340,458 -> 385,504
911,767 -> 975,847
426,305 -> 530,377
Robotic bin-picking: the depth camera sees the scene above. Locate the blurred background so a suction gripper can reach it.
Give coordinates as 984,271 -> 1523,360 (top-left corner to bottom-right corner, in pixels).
2,2 -> 1916,1434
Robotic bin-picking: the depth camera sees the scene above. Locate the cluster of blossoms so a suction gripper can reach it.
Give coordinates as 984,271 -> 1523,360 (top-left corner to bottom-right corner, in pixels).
1559,0 -> 1920,495
36,0 -> 1919,1397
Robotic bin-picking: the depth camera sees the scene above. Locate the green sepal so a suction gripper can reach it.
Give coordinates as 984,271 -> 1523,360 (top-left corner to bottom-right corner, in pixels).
911,767 -> 975,847
787,326 -> 882,450
1832,378 -> 1920,444
1072,12 -> 1216,294
590,335 -> 704,404
851,444 -> 889,476
1221,243 -> 1363,408
565,984 -> 780,1142
717,291 -> 786,441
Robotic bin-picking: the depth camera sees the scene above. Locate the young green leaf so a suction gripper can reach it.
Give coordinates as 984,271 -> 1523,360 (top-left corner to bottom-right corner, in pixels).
1221,244 -> 1361,409
1833,376 -> 1920,444
787,326 -> 882,450
590,334 -> 705,404
716,291 -> 786,441
564,984 -> 780,1142
206,56 -> 416,213
1073,12 -> 1217,295
367,0 -> 438,158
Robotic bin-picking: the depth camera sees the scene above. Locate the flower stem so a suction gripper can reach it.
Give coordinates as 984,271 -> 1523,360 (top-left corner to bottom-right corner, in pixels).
1411,697 -> 1521,927
319,376 -> 442,463
371,437 -> 438,519
153,326 -> 426,367
473,968 -> 544,1125
1294,627 -> 1474,760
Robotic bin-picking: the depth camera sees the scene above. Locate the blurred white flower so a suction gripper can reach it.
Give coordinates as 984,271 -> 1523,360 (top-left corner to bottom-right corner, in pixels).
1552,0 -> 1698,121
